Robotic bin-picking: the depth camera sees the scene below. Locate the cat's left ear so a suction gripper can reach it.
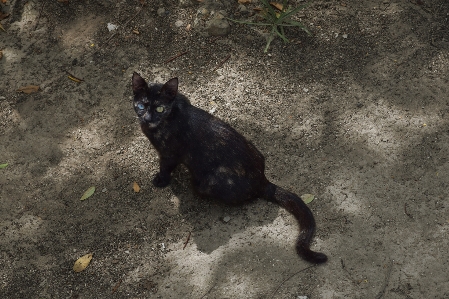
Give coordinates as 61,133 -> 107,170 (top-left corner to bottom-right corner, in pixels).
132,72 -> 148,95
160,78 -> 178,99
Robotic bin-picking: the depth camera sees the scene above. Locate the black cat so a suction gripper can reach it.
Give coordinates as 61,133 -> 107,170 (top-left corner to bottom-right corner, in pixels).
131,73 -> 327,264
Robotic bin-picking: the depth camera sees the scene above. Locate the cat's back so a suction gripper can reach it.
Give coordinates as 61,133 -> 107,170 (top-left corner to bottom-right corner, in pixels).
182,104 -> 264,165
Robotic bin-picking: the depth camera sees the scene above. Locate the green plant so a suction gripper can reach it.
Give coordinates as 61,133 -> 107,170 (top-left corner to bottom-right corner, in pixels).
229,0 -> 311,52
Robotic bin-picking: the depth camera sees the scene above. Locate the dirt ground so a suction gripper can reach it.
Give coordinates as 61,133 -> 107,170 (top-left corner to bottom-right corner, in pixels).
1,0 -> 448,298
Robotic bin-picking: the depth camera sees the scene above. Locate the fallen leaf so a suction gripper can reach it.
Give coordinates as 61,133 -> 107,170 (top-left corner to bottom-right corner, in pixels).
73,253 -> 93,272
80,186 -> 95,201
0,11 -> 9,21
270,2 -> 283,11
238,0 -> 251,3
0,0 -> 6,4
0,50 -> 3,59
0,23 -> 5,32
0,163 -> 8,169
300,194 -> 315,204
132,29 -> 140,34
133,182 -> 140,193
68,74 -> 83,83
17,85 -> 40,94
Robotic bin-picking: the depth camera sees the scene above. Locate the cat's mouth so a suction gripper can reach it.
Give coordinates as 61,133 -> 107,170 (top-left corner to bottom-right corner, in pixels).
138,117 -> 159,129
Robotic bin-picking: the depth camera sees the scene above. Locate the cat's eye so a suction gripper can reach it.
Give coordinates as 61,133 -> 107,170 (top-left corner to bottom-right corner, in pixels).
136,103 -> 145,110
156,106 -> 164,113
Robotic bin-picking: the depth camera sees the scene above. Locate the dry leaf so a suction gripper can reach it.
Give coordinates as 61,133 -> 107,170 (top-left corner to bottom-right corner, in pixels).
17,85 -> 39,94
133,182 -> 140,193
0,0 -> 7,4
0,11 -> 9,21
80,186 -> 95,201
73,253 -> 93,272
132,29 -> 140,34
68,74 -> 83,83
0,50 -> 3,60
300,194 -> 315,204
270,2 -> 284,11
238,0 -> 251,4
0,23 -> 5,32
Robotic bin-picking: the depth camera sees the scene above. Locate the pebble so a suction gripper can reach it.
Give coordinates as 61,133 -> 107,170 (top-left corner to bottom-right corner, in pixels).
175,20 -> 184,27
179,0 -> 194,7
237,4 -> 249,15
107,23 -> 118,31
206,17 -> 231,36
223,216 -> 231,223
157,8 -> 166,17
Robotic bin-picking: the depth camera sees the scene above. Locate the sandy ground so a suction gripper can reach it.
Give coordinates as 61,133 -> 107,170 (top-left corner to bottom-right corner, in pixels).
1,0 -> 449,298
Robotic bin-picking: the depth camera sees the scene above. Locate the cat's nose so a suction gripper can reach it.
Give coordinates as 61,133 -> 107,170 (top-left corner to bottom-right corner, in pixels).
143,113 -> 152,122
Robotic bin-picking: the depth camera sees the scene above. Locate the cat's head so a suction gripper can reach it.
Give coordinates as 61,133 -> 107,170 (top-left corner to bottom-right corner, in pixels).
132,72 -> 178,129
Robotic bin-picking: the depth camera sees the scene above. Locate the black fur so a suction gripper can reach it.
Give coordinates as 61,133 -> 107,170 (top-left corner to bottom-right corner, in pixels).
132,72 -> 327,264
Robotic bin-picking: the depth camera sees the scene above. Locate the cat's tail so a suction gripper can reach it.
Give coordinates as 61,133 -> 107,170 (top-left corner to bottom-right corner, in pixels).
263,183 -> 328,264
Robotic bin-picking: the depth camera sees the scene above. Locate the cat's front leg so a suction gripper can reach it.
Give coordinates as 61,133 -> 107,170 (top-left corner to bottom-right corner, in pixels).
153,156 -> 178,187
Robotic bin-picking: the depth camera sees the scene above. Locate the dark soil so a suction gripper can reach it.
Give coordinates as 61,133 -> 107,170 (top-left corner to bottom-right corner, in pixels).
1,0 -> 448,298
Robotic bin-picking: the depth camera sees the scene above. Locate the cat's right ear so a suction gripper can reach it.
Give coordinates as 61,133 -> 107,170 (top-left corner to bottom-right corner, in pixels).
132,72 -> 147,95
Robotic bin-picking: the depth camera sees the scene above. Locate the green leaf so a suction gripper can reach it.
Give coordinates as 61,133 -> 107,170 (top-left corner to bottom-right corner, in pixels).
80,186 -> 96,201
261,0 -> 277,18
300,194 -> 315,204
0,163 -> 8,169
279,3 -> 310,22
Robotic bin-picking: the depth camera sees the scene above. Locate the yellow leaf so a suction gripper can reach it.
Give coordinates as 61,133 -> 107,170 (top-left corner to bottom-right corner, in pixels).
133,182 -> 140,193
68,75 -> 83,83
16,85 -> 40,94
73,253 -> 93,272
270,2 -> 283,11
80,186 -> 95,201
238,0 -> 251,3
300,194 -> 315,204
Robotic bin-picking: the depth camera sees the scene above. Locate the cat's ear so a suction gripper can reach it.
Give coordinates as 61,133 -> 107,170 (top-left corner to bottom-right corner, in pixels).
160,78 -> 178,99
132,72 -> 148,94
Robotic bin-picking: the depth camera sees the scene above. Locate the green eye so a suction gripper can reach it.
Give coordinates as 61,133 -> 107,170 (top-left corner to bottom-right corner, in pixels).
156,106 -> 164,113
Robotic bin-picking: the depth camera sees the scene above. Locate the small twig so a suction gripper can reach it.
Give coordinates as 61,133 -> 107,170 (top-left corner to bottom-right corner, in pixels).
112,279 -> 122,293
340,258 -> 357,284
209,37 -> 220,43
103,4 -> 144,45
375,259 -> 393,299
404,203 -> 413,218
33,1 -> 45,31
269,265 -> 315,298
200,283 -> 215,299
212,54 -> 231,72
182,232 -> 192,250
164,51 -> 188,63
183,232 -> 191,250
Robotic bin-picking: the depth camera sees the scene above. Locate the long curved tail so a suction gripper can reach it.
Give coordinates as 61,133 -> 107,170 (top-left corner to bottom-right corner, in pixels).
264,183 -> 327,264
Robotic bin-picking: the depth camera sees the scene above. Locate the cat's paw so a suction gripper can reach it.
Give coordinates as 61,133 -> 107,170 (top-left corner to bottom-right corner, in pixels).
152,173 -> 170,187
